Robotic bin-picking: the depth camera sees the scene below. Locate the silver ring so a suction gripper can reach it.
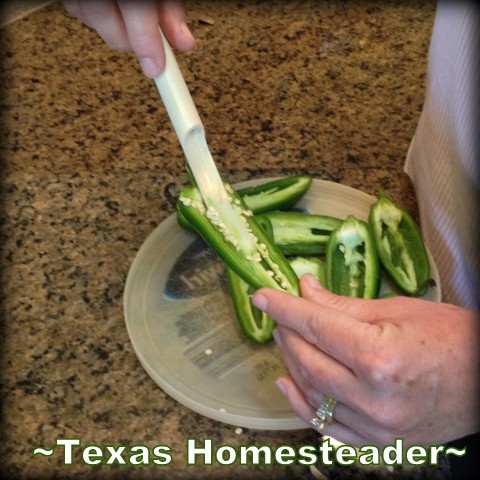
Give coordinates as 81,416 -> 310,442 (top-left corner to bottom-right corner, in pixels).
315,395 -> 337,425
309,417 -> 326,430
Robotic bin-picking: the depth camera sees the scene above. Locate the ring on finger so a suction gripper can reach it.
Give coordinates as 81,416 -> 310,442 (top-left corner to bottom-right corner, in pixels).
315,395 -> 337,425
309,416 -> 327,430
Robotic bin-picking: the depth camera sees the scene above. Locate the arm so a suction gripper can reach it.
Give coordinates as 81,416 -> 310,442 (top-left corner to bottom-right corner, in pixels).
61,0 -> 195,77
252,274 -> 480,447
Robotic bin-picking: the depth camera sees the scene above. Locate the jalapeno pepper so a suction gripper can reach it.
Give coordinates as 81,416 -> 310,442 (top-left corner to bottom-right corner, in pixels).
256,211 -> 342,256
326,215 -> 380,298
177,175 -> 312,231
369,193 -> 430,296
226,268 -> 276,344
177,184 -> 299,294
237,175 -> 312,214
226,226 -> 327,344
289,256 -> 327,287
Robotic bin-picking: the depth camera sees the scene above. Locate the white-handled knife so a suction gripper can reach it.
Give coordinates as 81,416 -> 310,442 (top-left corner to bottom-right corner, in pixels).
153,30 -> 229,205
152,31 -> 300,296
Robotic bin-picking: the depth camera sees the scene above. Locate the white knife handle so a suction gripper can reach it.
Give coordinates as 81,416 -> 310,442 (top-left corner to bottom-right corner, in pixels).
153,29 -> 203,150
152,29 -> 228,201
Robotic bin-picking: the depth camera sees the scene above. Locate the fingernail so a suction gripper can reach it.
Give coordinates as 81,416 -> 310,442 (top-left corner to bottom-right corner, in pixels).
252,293 -> 268,311
180,21 -> 195,44
304,274 -> 323,289
139,57 -> 162,78
275,379 -> 287,397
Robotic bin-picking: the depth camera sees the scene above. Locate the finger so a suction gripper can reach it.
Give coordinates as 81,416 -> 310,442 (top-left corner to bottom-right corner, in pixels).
300,274 -> 381,323
252,288 -> 379,369
276,375 -> 372,447
117,0 -> 165,77
274,327 -> 397,444
158,0 -> 196,52
63,0 -> 130,50
274,326 -> 359,405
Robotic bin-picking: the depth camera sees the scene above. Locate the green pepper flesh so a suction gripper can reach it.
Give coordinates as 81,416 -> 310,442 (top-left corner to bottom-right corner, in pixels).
257,211 -> 342,256
177,185 -> 299,295
369,193 -> 430,296
239,175 -> 312,214
289,256 -> 327,287
326,215 -> 380,298
226,268 -> 276,344
177,175 -> 312,232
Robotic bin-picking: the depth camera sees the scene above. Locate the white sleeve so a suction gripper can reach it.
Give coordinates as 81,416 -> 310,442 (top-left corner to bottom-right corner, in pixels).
404,0 -> 480,309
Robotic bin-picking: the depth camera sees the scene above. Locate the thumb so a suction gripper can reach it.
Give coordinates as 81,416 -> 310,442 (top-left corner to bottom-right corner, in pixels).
300,274 -> 379,323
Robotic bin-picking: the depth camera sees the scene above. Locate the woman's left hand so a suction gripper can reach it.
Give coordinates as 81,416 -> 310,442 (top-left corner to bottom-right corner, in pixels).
252,274 -> 480,447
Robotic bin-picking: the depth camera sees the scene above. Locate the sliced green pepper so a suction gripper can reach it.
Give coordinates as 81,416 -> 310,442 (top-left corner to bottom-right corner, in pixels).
289,256 -> 327,287
176,201 -> 196,231
177,184 -> 299,294
238,175 -> 312,214
369,193 -> 430,296
326,215 -> 380,298
226,268 -> 276,344
177,175 -> 312,231
256,211 -> 342,256
225,210 -> 276,344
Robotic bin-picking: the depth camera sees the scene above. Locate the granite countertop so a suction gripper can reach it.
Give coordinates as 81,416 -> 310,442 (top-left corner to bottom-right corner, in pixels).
0,1 -> 439,479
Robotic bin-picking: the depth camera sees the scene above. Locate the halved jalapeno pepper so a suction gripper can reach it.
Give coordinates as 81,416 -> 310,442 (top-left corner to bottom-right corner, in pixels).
237,175 -> 312,214
177,184 -> 299,295
177,175 -> 312,231
226,268 -> 276,344
289,256 -> 327,287
256,211 -> 342,256
326,215 -> 380,298
369,193 -> 430,296
227,254 -> 327,344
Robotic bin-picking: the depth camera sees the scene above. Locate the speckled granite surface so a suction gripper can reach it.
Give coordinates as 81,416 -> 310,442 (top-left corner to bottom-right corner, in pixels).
0,1 -> 441,479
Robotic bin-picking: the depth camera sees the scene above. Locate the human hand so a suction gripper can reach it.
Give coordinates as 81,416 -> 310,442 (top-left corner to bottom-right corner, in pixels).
62,0 -> 196,77
252,274 -> 480,447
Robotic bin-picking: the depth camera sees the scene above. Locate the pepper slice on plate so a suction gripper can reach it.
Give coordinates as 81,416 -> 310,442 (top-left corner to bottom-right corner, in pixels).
369,193 -> 430,296
326,215 -> 380,298
226,254 -> 327,344
237,175 -> 312,214
256,211 -> 342,256
177,184 -> 299,294
177,175 -> 312,231
226,268 -> 276,344
289,256 -> 327,287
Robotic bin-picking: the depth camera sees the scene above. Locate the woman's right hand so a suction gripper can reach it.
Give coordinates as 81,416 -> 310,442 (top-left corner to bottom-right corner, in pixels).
61,0 -> 196,78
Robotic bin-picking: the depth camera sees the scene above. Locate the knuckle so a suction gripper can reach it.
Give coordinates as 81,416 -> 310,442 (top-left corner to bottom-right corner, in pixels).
297,351 -> 316,382
325,292 -> 352,309
302,383 -> 320,409
322,290 -> 368,315
128,34 -> 158,58
299,309 -> 322,346
297,356 -> 329,394
358,348 -> 403,386
297,354 -> 323,387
